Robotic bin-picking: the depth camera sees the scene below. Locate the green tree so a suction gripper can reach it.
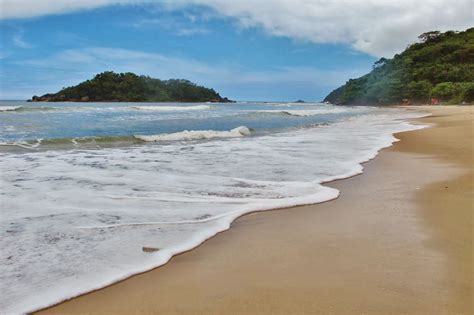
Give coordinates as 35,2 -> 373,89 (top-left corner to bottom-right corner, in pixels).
407,80 -> 432,102
462,82 -> 474,102
431,82 -> 457,100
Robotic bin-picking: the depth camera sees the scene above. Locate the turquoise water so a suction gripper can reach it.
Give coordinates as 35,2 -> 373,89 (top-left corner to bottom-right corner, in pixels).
0,101 -> 368,148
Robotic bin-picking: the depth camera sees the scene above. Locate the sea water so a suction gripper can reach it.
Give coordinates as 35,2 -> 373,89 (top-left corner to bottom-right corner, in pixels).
0,101 -> 427,314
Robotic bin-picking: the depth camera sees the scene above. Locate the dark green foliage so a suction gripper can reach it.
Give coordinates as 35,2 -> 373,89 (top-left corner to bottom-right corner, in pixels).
463,83 -> 474,102
324,28 -> 474,105
32,71 -> 230,102
431,82 -> 458,99
406,80 -> 432,103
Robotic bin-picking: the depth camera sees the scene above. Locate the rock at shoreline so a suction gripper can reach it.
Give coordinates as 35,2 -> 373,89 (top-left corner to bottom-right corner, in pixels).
142,247 -> 160,253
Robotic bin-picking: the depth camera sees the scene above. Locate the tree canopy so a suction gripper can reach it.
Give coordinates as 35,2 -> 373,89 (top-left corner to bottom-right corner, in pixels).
31,72 -> 232,103
324,28 -> 474,105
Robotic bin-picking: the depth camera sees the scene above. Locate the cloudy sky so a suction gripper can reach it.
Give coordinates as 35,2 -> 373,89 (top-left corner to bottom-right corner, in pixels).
0,0 -> 472,100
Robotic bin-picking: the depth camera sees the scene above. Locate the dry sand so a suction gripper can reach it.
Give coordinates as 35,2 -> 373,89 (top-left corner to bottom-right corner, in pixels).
37,106 -> 473,315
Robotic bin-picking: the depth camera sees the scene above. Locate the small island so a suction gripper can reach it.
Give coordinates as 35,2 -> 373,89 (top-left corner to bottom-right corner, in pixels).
29,71 -> 234,103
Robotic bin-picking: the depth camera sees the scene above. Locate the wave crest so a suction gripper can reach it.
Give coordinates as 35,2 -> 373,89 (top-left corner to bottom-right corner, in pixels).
132,105 -> 211,111
135,126 -> 251,142
0,106 -> 59,113
256,108 -> 351,117
0,106 -> 23,112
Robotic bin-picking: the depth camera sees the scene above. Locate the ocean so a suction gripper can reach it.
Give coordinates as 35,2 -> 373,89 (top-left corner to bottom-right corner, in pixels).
0,101 -> 426,314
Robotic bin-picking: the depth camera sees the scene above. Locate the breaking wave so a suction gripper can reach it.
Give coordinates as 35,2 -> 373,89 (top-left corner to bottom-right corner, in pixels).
0,135 -> 138,150
0,105 -> 59,113
134,126 -> 251,142
0,106 -> 23,112
255,108 -> 354,116
0,127 -> 252,150
131,105 -> 211,111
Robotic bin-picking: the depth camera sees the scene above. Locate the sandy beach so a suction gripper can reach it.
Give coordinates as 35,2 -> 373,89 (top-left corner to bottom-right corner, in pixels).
37,106 -> 472,315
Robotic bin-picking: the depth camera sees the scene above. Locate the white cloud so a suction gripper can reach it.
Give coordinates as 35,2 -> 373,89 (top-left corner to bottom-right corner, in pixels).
11,32 -> 31,48
0,0 -> 138,20
1,0 -> 471,57
175,27 -> 210,36
131,17 -> 210,36
171,0 -> 473,57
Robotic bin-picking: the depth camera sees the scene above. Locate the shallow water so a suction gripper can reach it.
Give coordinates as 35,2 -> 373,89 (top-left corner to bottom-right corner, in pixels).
0,101 -> 426,314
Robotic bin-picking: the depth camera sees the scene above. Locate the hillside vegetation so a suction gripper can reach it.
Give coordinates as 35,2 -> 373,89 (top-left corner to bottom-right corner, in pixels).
30,71 -> 232,102
324,28 -> 474,105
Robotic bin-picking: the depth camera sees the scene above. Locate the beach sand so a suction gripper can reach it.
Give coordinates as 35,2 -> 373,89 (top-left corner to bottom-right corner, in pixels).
37,106 -> 472,315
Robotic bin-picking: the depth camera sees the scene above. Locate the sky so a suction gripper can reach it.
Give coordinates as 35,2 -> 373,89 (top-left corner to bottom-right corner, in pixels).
0,0 -> 472,101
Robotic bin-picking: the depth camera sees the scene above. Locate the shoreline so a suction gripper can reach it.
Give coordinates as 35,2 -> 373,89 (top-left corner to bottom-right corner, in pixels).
37,106 -> 472,314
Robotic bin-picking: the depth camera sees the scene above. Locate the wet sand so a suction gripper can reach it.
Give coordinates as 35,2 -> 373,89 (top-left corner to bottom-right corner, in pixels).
38,106 -> 473,315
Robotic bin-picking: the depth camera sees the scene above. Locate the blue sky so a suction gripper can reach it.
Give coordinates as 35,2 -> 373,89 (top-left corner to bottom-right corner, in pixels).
0,0 -> 471,101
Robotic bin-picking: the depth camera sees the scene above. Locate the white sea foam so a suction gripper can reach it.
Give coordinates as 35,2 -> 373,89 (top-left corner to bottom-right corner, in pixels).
0,108 -> 428,314
0,106 -> 22,112
256,107 -> 357,116
135,126 -> 251,142
132,105 -> 211,111
0,139 -> 43,149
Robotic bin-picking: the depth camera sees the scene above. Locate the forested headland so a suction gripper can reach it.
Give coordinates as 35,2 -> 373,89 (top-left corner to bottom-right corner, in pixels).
324,28 -> 474,105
